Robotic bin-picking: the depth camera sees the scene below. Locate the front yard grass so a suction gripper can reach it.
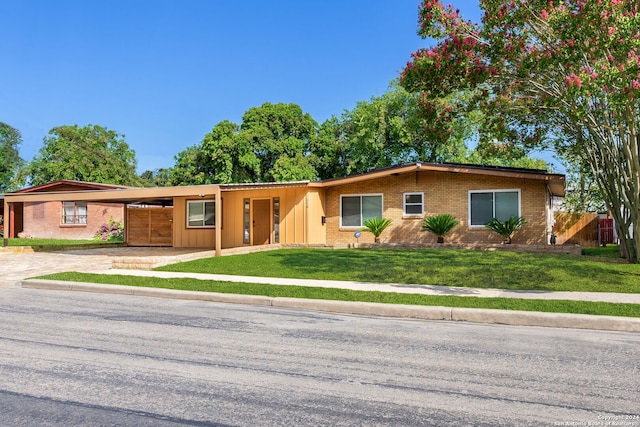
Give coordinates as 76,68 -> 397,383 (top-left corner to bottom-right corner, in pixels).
154,248 -> 640,294
5,238 -> 122,246
35,272 -> 640,318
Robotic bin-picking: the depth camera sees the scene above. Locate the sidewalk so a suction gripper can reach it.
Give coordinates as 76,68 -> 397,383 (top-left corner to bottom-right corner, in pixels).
104,269 -> 640,304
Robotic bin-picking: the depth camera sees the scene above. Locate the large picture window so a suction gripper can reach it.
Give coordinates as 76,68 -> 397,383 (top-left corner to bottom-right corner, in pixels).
469,190 -> 520,226
187,200 -> 215,228
62,202 -> 87,225
403,192 -> 424,216
340,194 -> 383,227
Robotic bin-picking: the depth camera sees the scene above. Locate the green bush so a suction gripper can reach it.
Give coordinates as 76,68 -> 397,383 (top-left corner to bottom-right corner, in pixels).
422,214 -> 460,243
485,216 -> 527,244
362,218 -> 392,243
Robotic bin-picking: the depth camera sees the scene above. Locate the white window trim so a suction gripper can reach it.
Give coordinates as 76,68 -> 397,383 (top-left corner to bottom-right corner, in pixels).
339,193 -> 384,228
403,192 -> 424,216
186,200 -> 216,228
468,189 -> 521,227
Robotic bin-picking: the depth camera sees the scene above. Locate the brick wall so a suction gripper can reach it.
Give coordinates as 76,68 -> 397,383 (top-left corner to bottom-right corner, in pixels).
325,170 -> 550,246
22,201 -> 125,240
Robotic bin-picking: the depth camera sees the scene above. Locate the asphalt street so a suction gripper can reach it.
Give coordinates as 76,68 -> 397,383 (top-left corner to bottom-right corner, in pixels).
0,287 -> 638,426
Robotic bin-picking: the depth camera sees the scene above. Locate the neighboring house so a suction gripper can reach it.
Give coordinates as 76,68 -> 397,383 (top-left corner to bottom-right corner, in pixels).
5,181 -> 127,240
3,163 -> 565,252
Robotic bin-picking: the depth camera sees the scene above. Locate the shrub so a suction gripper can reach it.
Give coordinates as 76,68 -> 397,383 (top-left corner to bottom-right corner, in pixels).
421,214 -> 460,243
362,218 -> 392,243
94,217 -> 125,242
485,216 -> 527,244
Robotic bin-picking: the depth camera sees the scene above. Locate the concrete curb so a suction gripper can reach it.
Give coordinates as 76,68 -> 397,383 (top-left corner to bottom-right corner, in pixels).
20,279 -> 640,332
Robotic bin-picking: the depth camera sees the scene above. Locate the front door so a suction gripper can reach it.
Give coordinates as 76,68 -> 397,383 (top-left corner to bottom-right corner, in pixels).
252,199 -> 271,245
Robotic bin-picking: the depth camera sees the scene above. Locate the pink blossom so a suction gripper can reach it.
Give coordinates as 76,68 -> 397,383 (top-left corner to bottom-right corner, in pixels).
541,9 -> 549,20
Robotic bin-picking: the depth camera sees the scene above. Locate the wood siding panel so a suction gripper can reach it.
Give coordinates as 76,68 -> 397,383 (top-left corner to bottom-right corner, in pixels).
127,207 -> 173,246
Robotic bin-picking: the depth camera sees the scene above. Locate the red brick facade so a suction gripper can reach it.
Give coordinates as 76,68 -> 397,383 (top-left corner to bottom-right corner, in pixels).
325,170 -> 551,246
22,201 -> 124,240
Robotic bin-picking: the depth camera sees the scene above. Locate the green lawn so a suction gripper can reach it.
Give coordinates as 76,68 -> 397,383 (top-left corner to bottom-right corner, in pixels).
5,238 -> 124,247
154,248 -> 640,294
34,272 -> 640,318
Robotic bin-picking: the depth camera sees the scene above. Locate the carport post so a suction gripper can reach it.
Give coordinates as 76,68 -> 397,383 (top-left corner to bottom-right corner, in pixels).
215,186 -> 222,257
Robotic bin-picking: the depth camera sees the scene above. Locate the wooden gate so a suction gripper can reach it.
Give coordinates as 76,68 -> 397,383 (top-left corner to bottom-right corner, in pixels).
127,207 -> 173,246
599,218 -> 615,245
553,212 -> 599,246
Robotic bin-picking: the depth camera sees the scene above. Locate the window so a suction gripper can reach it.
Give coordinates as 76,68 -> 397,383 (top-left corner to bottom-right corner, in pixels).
187,200 -> 215,227
340,194 -> 383,227
62,202 -> 87,224
243,199 -> 250,243
403,192 -> 424,216
469,190 -> 520,226
273,197 -> 280,243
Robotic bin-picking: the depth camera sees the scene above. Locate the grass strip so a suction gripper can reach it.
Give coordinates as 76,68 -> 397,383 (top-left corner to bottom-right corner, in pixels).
154,248 -> 640,294
6,238 -> 124,247
35,272 -> 640,318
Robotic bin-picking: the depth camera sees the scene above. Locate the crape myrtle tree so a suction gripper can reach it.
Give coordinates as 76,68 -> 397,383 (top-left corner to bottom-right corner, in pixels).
27,124 -> 142,186
401,0 -> 640,263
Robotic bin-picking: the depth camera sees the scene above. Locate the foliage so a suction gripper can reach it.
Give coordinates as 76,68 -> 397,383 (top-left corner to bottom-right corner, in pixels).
421,214 -> 460,243
361,217 -> 392,243
0,122 -> 26,191
94,218 -> 125,242
400,1 -> 640,262
140,168 -> 171,187
561,159 -> 607,213
485,216 -> 528,244
26,124 -> 141,186
170,104 -> 319,185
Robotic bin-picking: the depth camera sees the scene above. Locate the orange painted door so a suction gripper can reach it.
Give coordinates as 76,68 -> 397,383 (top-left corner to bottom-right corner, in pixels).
252,199 -> 271,245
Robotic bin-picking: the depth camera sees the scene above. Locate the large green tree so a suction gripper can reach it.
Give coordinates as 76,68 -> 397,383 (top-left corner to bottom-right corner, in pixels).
0,122 -> 25,191
171,103 -> 319,185
401,0 -> 640,262
26,124 -> 141,186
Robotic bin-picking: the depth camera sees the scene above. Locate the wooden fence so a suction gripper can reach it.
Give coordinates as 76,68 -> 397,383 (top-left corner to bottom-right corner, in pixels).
553,212 -> 599,247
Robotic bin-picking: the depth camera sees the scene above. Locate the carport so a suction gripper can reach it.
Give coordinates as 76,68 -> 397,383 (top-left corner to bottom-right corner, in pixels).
3,185 -> 223,256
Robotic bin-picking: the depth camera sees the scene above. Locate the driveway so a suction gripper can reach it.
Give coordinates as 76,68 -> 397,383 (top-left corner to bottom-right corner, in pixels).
0,247 -> 214,287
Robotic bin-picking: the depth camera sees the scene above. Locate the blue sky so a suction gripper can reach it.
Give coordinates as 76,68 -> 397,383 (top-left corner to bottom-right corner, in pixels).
2,1 -> 490,173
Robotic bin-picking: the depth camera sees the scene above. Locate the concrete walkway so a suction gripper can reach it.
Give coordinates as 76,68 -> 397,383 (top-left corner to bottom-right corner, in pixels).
104,269 -> 640,304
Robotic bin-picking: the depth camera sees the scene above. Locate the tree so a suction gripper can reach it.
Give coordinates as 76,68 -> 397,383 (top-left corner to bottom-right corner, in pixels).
561,160 -> 607,213
171,104 -> 320,185
401,1 -> 640,262
336,82 -> 472,176
26,124 -> 141,186
0,122 -> 25,191
140,168 -> 171,187
239,102 -> 319,182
